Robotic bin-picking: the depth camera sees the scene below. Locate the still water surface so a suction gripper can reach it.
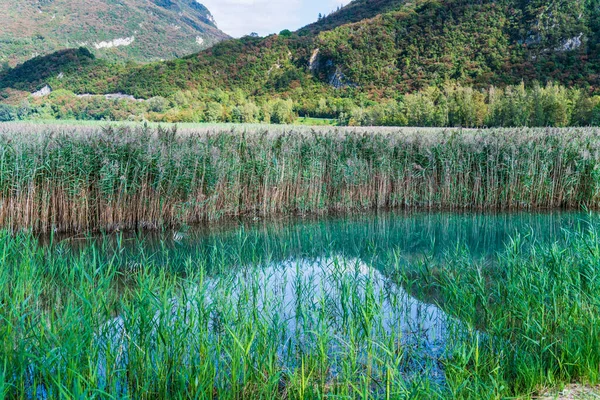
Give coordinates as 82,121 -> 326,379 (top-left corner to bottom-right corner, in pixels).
58,210 -> 595,271
36,211 -> 598,396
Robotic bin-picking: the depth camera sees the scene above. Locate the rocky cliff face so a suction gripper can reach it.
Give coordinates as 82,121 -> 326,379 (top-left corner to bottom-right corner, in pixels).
0,0 -> 229,66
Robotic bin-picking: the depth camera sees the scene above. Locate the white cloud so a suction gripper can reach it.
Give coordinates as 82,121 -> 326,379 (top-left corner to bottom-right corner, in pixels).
201,0 -> 350,38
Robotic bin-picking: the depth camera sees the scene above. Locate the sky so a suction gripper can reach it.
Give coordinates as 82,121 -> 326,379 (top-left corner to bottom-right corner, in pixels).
200,0 -> 350,38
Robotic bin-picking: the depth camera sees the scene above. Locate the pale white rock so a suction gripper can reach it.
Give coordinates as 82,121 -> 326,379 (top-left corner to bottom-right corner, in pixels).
556,34 -> 583,51
329,67 -> 347,89
32,85 -> 52,97
93,37 -> 135,50
309,48 -> 320,71
267,64 -> 281,74
77,93 -> 141,102
105,93 -> 137,101
196,36 -> 204,45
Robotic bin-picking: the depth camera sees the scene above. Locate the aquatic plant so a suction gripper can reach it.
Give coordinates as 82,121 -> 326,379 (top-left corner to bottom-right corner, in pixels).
0,230 -> 446,399
403,228 -> 600,399
2,124 -> 600,233
0,220 -> 599,398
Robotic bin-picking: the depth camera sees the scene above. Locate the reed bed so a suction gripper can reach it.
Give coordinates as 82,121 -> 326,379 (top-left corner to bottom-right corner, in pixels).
1,124 -> 600,232
403,228 -> 600,398
0,230 -> 446,399
0,224 -> 599,398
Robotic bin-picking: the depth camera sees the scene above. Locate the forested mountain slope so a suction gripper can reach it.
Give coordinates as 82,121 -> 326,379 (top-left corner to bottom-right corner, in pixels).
298,0 -> 405,35
1,0 -> 599,99
314,0 -> 600,91
0,0 -> 229,66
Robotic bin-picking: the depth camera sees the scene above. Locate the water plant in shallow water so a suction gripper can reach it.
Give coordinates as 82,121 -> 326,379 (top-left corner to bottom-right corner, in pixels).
0,233 -> 448,398
2,124 -> 600,233
0,213 -> 599,398
403,228 -> 600,398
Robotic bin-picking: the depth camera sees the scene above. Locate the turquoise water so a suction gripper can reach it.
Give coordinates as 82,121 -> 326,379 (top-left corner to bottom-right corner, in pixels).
57,211 -> 594,271
36,211 -> 596,395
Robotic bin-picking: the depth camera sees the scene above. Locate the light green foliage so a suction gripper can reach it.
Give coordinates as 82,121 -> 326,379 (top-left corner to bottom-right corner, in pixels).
487,84 -> 528,127
147,96 -> 168,113
445,85 -> 487,128
172,91 -> 189,108
5,80 -> 600,127
269,99 -> 295,124
0,219 -> 599,398
204,101 -> 225,123
407,229 -> 600,398
403,89 -> 448,127
234,101 -> 260,123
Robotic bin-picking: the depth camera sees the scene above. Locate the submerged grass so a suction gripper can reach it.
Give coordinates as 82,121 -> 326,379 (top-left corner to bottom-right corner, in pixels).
2,124 -> 600,232
0,230 -> 445,399
0,223 -> 599,399
402,229 -> 600,399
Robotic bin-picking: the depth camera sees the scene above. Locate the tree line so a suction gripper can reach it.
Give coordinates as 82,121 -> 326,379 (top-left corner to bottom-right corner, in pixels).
2,82 -> 599,127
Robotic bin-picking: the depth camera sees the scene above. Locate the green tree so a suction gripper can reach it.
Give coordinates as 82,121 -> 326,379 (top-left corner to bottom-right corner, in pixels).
204,102 -> 224,122
147,97 -> 168,113
239,101 -> 260,123
487,83 -> 530,127
446,85 -> 486,127
270,99 -> 295,124
0,104 -> 16,121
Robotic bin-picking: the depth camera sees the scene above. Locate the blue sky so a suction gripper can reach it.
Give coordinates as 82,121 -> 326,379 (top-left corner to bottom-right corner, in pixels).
200,0 -> 350,38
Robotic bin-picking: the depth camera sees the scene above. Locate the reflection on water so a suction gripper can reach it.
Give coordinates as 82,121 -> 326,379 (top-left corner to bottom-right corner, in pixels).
89,256 -> 447,398
32,211 -> 598,397
207,257 -> 447,376
47,210 -> 597,272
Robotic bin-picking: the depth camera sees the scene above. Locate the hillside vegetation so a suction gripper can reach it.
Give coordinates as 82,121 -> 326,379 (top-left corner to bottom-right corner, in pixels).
1,0 -> 600,126
0,0 -> 229,66
298,0 -> 406,35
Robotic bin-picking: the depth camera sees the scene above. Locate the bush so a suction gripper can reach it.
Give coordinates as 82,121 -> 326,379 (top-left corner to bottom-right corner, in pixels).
0,103 -> 16,121
204,102 -> 224,123
269,99 -> 295,124
147,97 -> 168,113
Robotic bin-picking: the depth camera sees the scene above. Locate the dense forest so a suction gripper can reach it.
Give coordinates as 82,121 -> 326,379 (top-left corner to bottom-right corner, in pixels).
1,0 -> 600,126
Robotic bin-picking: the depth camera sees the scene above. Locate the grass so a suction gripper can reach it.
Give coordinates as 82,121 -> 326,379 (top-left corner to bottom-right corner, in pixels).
0,221 -> 599,399
294,117 -> 339,126
1,123 -> 600,233
0,229 -> 444,399
401,228 -> 600,398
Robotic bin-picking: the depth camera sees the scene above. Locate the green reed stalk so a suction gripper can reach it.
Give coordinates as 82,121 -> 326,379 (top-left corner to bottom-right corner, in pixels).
1,222 -> 600,398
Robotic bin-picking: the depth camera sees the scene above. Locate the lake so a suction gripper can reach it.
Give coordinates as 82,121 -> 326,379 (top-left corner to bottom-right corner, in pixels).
16,211 -> 599,398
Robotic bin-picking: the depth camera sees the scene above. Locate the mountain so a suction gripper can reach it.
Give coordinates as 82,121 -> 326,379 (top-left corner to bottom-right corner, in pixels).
298,0 -> 404,35
2,0 -> 600,99
312,0 -> 600,91
0,0 -> 229,66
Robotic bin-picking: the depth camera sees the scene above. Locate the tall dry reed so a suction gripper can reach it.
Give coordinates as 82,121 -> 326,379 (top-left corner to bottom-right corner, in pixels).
1,124 -> 600,232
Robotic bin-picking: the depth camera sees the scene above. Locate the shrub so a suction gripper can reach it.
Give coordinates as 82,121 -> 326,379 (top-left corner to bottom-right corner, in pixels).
0,103 -> 16,121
